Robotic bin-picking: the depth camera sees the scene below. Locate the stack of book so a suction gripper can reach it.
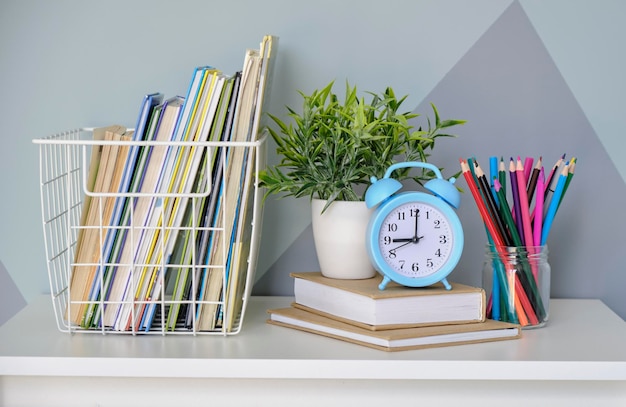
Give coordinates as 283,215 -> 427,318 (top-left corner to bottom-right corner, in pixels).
267,272 -> 521,351
68,35 -> 277,333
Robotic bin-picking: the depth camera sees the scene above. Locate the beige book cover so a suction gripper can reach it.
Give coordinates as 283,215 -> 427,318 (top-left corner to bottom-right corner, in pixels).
69,125 -> 127,325
267,306 -> 521,352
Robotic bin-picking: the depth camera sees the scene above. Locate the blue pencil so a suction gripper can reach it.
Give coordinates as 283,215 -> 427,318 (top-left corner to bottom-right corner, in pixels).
487,157 -> 500,320
490,156 -> 499,207
540,164 -> 569,245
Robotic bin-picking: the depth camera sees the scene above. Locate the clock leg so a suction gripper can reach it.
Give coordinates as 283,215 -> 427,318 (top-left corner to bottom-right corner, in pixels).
441,278 -> 452,290
378,276 -> 392,290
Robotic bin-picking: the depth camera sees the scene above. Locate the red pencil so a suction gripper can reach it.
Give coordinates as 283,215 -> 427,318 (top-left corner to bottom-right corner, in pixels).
473,162 -> 512,246
460,159 -> 504,246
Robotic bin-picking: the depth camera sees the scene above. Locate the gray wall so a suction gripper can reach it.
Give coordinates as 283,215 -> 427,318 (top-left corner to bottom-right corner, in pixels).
2,0 -> 625,322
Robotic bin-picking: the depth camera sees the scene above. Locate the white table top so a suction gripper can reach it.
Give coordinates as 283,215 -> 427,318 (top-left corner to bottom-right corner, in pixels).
1,296 -> 625,380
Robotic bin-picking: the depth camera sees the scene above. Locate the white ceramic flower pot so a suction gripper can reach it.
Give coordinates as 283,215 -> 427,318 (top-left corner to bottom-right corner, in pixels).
311,198 -> 377,279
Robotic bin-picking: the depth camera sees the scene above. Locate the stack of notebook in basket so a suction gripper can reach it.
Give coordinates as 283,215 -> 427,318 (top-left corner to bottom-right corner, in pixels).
267,272 -> 521,352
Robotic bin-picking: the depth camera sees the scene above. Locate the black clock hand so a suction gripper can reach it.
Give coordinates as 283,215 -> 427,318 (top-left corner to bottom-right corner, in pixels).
390,240 -> 413,252
392,236 -> 424,243
391,209 -> 423,247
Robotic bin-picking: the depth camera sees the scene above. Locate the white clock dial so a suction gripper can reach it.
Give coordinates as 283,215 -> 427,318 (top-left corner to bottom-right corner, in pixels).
377,201 -> 454,278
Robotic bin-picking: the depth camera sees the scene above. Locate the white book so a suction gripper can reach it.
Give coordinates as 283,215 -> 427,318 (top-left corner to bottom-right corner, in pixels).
291,272 -> 486,330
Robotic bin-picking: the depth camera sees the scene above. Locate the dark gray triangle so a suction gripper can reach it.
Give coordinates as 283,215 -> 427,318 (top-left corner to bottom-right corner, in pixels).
0,260 -> 27,326
410,1 -> 626,317
253,224 -> 318,296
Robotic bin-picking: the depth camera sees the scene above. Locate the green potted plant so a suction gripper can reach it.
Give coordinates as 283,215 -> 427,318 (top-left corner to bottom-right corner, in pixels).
259,81 -> 465,279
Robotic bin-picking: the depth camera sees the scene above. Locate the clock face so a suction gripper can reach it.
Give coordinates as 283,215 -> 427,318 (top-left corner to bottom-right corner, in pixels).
377,201 -> 455,278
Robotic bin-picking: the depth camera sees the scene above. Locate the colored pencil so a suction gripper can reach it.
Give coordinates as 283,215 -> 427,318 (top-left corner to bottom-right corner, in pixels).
526,156 -> 542,204
543,154 -> 565,205
474,162 -> 512,246
557,157 -> 576,210
461,159 -> 503,245
541,164 -> 569,245
494,179 -> 523,247
467,156 -> 507,319
533,167 -> 545,247
516,157 -> 534,257
488,156 -> 501,320
509,158 -> 525,245
523,156 -> 534,184
543,154 -> 565,200
515,280 -> 538,326
489,156 -> 499,207
498,157 -> 507,198
514,292 -> 529,326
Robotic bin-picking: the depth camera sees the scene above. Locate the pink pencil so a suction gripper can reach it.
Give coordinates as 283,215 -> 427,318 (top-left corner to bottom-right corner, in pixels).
516,157 -> 534,251
533,167 -> 545,247
523,156 -> 534,184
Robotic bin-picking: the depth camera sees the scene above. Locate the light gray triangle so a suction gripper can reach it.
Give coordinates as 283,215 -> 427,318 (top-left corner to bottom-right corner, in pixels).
411,1 -> 626,317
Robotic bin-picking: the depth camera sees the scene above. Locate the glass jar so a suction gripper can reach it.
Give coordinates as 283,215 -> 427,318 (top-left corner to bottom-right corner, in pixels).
482,244 -> 550,329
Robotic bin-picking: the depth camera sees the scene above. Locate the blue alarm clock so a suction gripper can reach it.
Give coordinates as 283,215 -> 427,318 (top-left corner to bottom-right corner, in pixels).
365,162 -> 464,291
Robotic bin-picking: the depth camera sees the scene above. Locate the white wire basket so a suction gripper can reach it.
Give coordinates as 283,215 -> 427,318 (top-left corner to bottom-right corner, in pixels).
33,128 -> 266,335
